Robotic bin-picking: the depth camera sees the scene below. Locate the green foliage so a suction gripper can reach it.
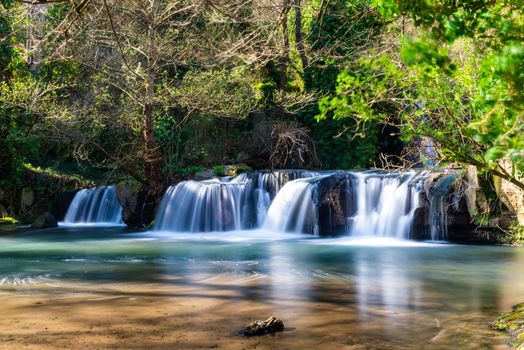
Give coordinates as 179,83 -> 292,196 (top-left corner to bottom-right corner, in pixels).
175,166 -> 206,177
318,1 -> 523,186
173,67 -> 258,119
213,165 -> 226,176
371,0 -> 524,179
300,0 -> 384,169
499,223 -> 524,245
0,217 -> 18,225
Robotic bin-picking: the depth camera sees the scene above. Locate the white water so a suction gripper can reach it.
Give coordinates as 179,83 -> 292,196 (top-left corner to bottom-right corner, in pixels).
347,172 -> 425,238
155,170 -> 319,233
61,186 -> 124,226
155,179 -> 249,232
263,178 -> 319,234
153,170 -> 449,240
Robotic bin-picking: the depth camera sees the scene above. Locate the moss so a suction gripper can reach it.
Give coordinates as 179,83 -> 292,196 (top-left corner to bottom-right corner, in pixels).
176,166 -> 206,177
498,223 -> 524,245
213,165 -> 226,176
213,164 -> 252,177
0,217 -> 18,225
492,302 -> 524,348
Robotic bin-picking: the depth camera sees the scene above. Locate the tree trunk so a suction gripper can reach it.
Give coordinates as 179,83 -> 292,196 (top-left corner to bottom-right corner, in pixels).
279,0 -> 290,91
294,0 -> 308,72
143,0 -> 164,202
276,0 -> 291,120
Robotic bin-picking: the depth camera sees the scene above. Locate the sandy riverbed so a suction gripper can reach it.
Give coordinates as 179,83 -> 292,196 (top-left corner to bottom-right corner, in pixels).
0,275 -> 510,350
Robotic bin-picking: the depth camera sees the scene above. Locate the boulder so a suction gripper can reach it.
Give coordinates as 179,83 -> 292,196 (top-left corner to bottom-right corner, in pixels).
242,316 -> 284,337
313,172 -> 355,236
115,181 -> 155,228
494,159 -> 524,225
193,169 -> 216,181
491,302 -> 524,349
31,212 -> 58,229
464,166 -> 489,218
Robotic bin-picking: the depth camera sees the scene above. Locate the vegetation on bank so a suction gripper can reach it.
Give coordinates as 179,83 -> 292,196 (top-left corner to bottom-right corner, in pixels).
0,0 -> 522,232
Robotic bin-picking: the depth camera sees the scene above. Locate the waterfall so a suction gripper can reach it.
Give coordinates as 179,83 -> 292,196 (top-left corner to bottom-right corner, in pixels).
153,169 -> 449,240
346,172 -> 426,238
154,170 -> 320,233
262,171 -> 441,240
62,186 -> 124,225
429,195 -> 448,241
263,178 -> 319,234
155,179 -> 250,232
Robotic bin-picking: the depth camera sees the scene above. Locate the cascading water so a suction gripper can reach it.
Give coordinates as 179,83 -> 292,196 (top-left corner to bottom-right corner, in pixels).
261,171 -> 445,240
154,170 -> 319,233
263,177 -> 322,234
154,179 -> 250,232
153,169 -> 449,240
346,172 -> 426,238
237,170 -> 320,227
62,186 -> 124,225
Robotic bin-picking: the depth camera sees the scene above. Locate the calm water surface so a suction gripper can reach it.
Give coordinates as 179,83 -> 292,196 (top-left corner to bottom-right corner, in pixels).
1,228 -> 523,348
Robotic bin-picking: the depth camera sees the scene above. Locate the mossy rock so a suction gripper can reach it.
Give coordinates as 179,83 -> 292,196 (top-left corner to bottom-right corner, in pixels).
31,212 -> 58,229
213,164 -> 252,177
492,302 -> 524,348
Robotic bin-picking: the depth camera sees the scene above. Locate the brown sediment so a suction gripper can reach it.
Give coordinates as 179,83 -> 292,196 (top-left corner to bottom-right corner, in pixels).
0,275 -> 511,350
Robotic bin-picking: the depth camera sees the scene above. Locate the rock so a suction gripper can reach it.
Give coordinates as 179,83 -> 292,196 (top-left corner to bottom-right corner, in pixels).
193,169 -> 216,181
115,181 -> 155,228
54,190 -> 79,221
223,164 -> 252,177
429,174 -> 458,198
242,316 -> 284,337
464,166 -> 489,218
21,188 -> 34,207
313,172 -> 355,236
491,302 -> 524,349
494,159 -> 524,225
31,212 -> 58,229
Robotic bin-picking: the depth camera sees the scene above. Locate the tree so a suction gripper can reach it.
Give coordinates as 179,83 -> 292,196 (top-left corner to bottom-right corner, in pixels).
318,0 -> 524,189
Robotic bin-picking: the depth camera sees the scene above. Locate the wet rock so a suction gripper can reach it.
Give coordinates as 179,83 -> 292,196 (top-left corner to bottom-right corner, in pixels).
242,316 -> 284,337
31,212 -> 58,229
54,190 -> 79,221
313,172 -> 355,236
115,181 -> 155,228
491,302 -> 524,348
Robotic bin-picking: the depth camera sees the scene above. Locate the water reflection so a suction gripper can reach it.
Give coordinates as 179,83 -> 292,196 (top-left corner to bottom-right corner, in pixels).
0,230 -> 523,348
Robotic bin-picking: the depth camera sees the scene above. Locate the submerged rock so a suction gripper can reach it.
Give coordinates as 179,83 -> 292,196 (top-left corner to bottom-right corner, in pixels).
491,302 -> 524,349
31,212 -> 58,229
242,316 -> 284,337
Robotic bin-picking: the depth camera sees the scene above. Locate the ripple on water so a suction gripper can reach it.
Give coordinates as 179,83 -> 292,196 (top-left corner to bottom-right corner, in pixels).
0,273 -> 61,286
